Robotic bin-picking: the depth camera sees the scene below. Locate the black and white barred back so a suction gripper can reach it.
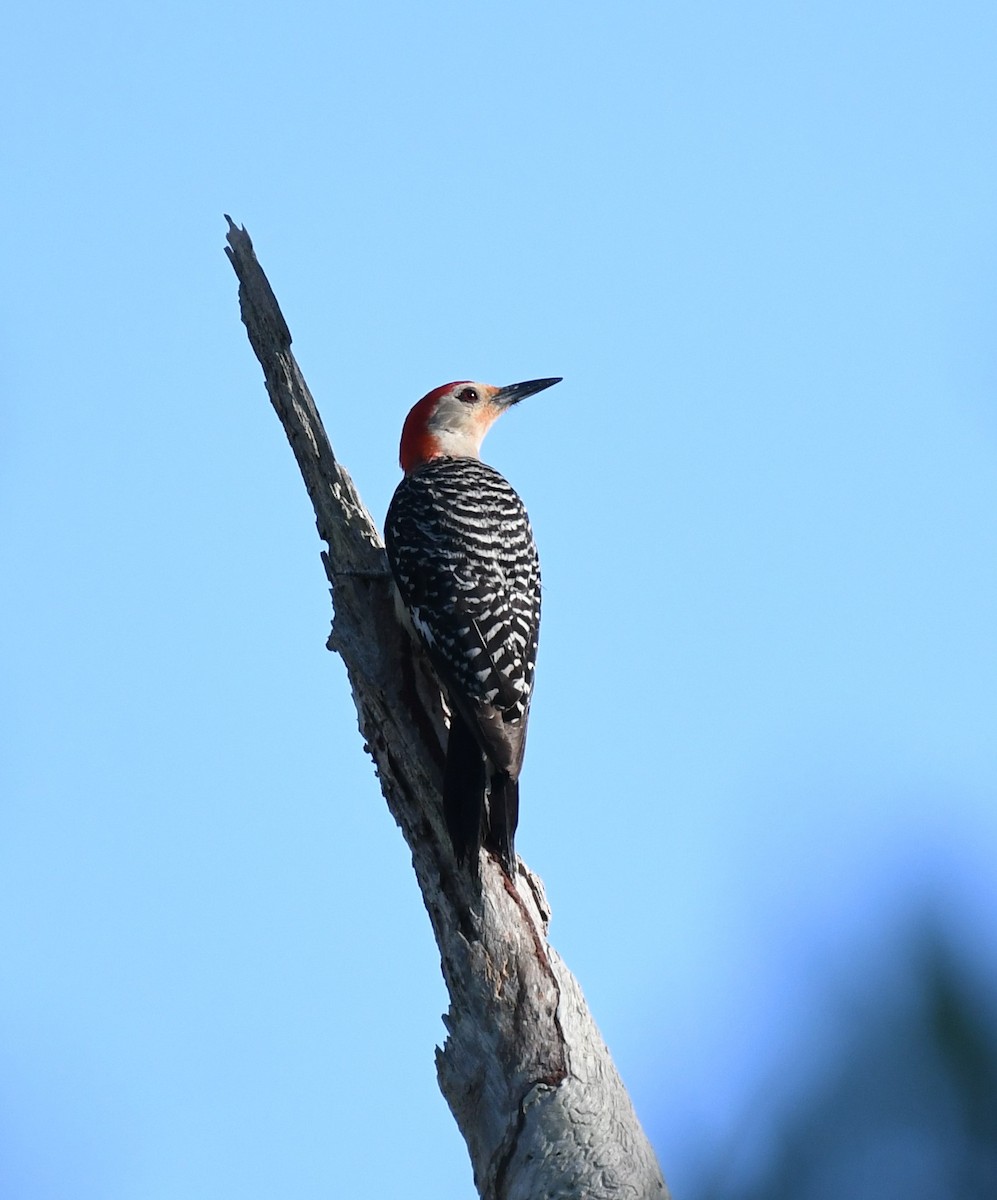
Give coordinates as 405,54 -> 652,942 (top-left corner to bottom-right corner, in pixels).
385,456 -> 541,773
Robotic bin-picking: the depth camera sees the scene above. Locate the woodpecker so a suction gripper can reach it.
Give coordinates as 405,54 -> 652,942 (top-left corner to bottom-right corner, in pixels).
384,377 -> 561,877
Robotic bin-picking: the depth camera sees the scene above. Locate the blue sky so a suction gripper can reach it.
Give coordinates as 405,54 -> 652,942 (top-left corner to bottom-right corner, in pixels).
3,2 -> 997,1196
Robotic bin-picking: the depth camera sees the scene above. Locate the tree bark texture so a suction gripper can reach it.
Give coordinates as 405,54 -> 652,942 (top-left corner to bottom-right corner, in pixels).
224,218 -> 669,1200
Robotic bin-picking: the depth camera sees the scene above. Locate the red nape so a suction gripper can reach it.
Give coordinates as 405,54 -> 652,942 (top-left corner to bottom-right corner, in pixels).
399,382 -> 467,473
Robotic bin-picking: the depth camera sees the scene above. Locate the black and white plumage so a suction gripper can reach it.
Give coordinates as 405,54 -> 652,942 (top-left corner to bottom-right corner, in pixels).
384,377 -> 559,876
386,457 -> 540,873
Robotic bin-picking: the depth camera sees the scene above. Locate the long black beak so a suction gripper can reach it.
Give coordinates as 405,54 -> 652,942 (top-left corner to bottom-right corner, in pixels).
492,377 -> 562,408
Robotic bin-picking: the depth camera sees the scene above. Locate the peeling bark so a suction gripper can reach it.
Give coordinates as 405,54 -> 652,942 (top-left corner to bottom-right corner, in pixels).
224,218 -> 669,1200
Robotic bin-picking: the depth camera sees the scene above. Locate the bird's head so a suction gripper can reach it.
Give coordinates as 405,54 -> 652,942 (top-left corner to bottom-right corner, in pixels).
399,377 -> 561,473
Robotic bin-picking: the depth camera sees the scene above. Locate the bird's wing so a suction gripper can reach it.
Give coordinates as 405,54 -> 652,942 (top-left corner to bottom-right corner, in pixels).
385,463 -> 539,776
402,564 -> 534,776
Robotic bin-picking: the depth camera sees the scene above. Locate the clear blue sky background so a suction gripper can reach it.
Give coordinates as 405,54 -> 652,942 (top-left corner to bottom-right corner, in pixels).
3,2 -> 997,1196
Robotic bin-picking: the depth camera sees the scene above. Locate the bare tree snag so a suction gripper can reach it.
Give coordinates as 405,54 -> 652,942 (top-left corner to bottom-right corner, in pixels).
224,217 -> 669,1200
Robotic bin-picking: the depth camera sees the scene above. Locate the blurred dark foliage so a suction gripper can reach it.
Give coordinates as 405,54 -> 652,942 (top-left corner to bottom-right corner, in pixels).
696,923 -> 997,1200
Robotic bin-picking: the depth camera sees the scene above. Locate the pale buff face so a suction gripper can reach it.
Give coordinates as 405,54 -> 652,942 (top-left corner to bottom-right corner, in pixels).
423,383 -> 504,459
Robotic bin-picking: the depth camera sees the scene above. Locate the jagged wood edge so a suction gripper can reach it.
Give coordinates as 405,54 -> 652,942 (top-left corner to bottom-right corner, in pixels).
223,217 -> 669,1200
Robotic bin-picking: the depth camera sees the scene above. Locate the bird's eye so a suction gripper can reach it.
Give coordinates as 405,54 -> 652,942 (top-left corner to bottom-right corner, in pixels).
458,387 -> 479,404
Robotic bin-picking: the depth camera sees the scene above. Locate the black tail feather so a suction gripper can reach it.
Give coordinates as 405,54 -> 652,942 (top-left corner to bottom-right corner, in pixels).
443,711 -> 486,865
485,772 -> 519,878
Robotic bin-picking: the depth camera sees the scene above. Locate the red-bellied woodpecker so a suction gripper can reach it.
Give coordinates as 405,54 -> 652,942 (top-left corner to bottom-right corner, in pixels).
384,377 -> 561,877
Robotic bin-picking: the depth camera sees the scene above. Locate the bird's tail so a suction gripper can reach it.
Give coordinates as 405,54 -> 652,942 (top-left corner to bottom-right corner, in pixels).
443,710 -> 486,866
485,771 -> 519,879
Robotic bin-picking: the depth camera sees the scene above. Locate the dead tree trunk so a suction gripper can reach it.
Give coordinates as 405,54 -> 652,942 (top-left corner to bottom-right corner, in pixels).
224,218 -> 669,1200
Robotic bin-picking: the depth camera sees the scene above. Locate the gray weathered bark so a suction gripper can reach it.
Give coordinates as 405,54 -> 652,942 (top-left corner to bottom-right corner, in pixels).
224,218 -> 669,1200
